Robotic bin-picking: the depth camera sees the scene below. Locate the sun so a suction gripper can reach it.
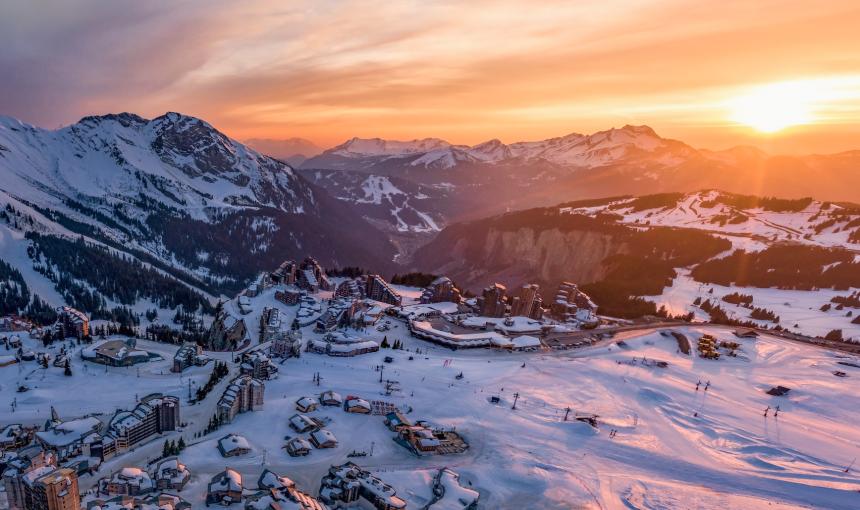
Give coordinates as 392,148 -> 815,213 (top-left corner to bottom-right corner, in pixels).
728,81 -> 817,133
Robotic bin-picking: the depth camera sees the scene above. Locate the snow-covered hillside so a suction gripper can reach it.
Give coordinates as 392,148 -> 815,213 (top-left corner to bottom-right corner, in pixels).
0,112 -> 398,317
560,190 -> 860,251
0,112 -> 314,218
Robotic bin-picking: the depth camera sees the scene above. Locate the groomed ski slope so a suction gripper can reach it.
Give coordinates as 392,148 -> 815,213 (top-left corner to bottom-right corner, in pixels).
3,322 -> 859,509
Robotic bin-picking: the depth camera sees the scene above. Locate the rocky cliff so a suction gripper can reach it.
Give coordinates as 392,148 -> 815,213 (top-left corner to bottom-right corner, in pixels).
411,208 -> 631,291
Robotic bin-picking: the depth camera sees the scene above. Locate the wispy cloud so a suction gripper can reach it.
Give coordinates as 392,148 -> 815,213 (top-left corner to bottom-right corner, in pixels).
2,0 -> 859,152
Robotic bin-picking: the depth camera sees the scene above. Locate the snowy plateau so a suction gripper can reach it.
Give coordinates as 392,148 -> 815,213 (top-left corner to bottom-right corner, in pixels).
2,287 -> 859,509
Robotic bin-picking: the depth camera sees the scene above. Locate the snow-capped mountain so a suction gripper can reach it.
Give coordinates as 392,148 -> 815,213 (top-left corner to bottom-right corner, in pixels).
302,125 -> 696,171
0,112 -> 397,308
297,125 -> 860,249
0,112 -> 316,216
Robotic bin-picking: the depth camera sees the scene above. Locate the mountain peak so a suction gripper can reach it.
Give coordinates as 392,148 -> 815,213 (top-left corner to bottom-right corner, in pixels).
618,124 -> 658,137
77,112 -> 148,128
333,136 -> 452,157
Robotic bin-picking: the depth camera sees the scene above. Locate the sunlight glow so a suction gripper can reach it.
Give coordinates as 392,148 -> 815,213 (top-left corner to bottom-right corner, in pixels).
728,81 -> 818,133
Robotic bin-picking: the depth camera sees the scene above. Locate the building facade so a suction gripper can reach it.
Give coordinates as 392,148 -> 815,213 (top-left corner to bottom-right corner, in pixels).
365,275 -> 402,306
217,375 -> 264,424
477,283 -> 507,318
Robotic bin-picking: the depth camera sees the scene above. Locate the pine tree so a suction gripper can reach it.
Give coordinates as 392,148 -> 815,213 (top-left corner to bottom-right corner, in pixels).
177,436 -> 186,451
162,439 -> 170,458
63,360 -> 72,376
381,336 -> 390,348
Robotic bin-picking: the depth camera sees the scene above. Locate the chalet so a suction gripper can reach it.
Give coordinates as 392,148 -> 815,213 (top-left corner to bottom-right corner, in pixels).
36,413 -> 102,461
86,494 -> 191,510
306,331 -> 379,357
396,421 -> 469,456
344,397 -> 372,414
319,462 -> 406,510
0,424 -> 34,450
285,437 -> 312,457
384,412 -> 411,432
239,349 -> 278,380
250,469 -> 327,510
154,457 -> 190,491
7,335 -> 23,350
172,343 -> 209,373
81,338 -> 152,367
207,311 -> 247,351
295,397 -> 319,413
734,329 -> 760,338
218,434 -> 251,458
310,429 -> 338,449
399,425 -> 440,453
319,391 -> 343,407
288,414 -> 317,434
99,466 -> 154,496
207,468 -> 243,506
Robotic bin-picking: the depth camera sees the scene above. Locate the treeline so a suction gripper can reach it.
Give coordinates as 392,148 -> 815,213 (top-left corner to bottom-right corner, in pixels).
195,361 -> 229,402
0,258 -> 30,315
722,292 -> 753,306
26,233 -> 213,315
24,200 -> 223,296
697,299 -> 769,329
611,193 -> 684,213
144,324 -> 207,345
832,292 -> 860,308
691,245 -> 860,290
326,266 -> 366,278
391,272 -> 437,288
582,229 -> 732,319
700,194 -> 813,212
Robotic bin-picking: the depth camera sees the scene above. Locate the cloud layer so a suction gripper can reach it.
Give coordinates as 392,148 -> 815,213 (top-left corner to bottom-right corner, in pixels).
2,0 -> 859,152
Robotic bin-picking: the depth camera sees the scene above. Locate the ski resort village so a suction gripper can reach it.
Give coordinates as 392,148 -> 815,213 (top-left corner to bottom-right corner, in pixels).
1,253 -> 859,510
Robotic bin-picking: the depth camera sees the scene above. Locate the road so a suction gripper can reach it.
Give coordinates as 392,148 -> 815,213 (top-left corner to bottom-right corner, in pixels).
541,320 -> 860,356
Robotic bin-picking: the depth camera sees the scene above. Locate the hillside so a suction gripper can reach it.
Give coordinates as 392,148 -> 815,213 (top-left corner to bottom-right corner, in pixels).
0,112 -> 396,323
296,126 -> 860,261
411,190 -> 860,337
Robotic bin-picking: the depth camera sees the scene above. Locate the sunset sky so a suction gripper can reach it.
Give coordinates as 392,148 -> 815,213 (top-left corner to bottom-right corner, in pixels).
2,0 -> 860,153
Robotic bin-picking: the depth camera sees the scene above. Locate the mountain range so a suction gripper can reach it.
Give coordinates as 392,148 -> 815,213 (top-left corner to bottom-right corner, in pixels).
0,112 -> 396,301
2,111 -> 860,319
297,125 -> 860,249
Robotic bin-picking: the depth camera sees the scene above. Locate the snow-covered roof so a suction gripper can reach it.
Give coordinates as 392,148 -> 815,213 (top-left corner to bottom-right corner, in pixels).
345,398 -> 371,410
312,429 -> 337,444
36,417 -> 101,447
218,434 -> 250,454
296,396 -> 319,409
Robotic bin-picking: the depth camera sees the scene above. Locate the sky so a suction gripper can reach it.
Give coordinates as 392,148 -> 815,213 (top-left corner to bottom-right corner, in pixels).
2,0 -> 860,153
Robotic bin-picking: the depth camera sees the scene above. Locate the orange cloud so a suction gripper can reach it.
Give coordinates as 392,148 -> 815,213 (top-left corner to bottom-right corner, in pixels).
2,0 -> 860,153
